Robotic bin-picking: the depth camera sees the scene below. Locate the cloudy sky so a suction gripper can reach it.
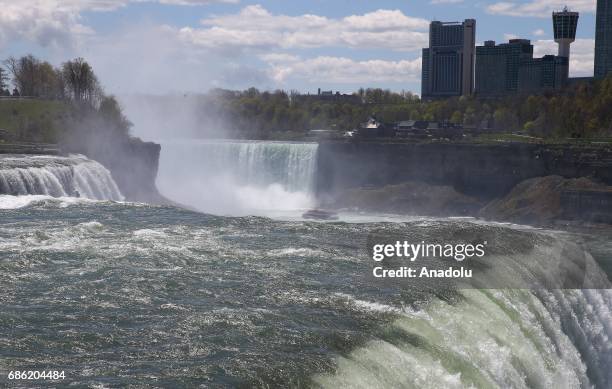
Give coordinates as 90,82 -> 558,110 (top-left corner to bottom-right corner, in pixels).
0,0 -> 599,95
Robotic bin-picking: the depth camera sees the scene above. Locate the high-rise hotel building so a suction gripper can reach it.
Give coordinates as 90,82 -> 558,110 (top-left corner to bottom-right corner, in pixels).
475,39 -> 533,97
474,8 -> 576,97
421,19 -> 476,99
595,0 -> 612,79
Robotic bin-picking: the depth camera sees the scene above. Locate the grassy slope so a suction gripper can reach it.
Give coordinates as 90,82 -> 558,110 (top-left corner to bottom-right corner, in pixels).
0,99 -> 70,143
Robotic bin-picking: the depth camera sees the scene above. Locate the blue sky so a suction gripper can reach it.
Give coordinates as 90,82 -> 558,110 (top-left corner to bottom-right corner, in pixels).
0,0 -> 599,95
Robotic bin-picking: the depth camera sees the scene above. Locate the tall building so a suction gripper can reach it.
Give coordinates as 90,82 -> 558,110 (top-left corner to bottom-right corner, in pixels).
553,7 -> 579,58
595,0 -> 612,79
518,55 -> 569,94
475,39 -> 533,97
475,39 -> 568,96
475,8 -> 576,97
421,19 -> 476,99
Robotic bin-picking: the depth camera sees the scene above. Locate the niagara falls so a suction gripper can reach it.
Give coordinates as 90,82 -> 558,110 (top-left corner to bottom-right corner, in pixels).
2,1 -> 612,388
2,139 -> 612,387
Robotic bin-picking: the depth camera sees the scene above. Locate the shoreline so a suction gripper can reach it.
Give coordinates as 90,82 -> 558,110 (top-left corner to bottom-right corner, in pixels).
3,138 -> 612,226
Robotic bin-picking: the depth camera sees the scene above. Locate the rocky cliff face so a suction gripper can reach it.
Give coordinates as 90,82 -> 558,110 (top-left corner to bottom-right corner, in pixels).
316,141 -> 612,200
317,141 -> 612,225
62,137 -> 165,203
327,181 -> 483,216
97,138 -> 163,203
479,175 -> 610,225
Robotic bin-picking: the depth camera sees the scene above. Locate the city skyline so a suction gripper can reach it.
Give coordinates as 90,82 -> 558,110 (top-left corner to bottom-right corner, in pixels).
595,0 -> 612,78
0,0 -> 601,95
469,7 -> 579,99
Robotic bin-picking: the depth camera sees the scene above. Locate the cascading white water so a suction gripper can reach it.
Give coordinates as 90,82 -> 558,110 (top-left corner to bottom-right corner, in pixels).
157,140 -> 318,215
0,155 -> 123,201
312,230 -> 612,389
315,287 -> 612,389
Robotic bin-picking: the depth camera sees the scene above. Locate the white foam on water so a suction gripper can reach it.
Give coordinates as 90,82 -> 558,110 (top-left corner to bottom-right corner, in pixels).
0,195 -> 99,209
133,228 -> 168,238
267,247 -> 324,257
76,221 -> 106,233
334,293 -> 404,314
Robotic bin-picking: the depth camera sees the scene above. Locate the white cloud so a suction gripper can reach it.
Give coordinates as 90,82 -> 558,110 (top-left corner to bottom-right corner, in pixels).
157,0 -> 238,5
259,53 -> 301,63
430,0 -> 464,4
343,9 -> 429,30
533,28 -> 546,36
504,33 -> 519,40
0,1 -> 426,93
178,5 -> 429,51
0,1 -> 91,48
0,0 -> 237,12
265,55 -> 422,84
0,0 -> 238,48
533,38 -> 595,76
487,0 -> 595,18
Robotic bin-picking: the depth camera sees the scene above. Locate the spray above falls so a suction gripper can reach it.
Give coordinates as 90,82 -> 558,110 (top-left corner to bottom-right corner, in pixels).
157,140 -> 318,215
0,155 -> 123,201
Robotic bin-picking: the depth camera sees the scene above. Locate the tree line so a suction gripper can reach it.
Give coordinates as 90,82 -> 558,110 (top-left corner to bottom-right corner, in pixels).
195,87 -> 420,139
0,55 -> 101,105
200,78 -> 612,140
0,54 -> 131,143
2,53 -> 611,141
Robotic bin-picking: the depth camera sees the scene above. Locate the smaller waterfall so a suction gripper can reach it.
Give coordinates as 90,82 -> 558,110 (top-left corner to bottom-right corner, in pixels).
0,155 -> 123,201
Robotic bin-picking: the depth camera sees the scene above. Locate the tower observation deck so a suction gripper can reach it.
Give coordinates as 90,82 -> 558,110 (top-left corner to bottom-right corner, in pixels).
553,7 -> 579,58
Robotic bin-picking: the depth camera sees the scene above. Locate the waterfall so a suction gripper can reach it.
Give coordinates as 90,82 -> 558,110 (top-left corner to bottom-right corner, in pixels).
157,140 -> 318,215
0,155 -> 123,201
315,288 -> 612,388
210,141 -> 317,192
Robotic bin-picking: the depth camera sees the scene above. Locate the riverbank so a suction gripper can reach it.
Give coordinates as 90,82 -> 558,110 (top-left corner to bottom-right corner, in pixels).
3,137 -> 612,225
317,140 -> 612,226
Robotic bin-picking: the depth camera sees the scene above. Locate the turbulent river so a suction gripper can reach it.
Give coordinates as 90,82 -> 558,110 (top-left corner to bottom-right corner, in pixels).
1,147 -> 612,388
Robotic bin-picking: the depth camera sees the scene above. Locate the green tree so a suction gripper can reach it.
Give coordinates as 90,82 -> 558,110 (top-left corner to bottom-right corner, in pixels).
493,108 -> 519,131
450,110 -> 463,124
61,58 -> 101,105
